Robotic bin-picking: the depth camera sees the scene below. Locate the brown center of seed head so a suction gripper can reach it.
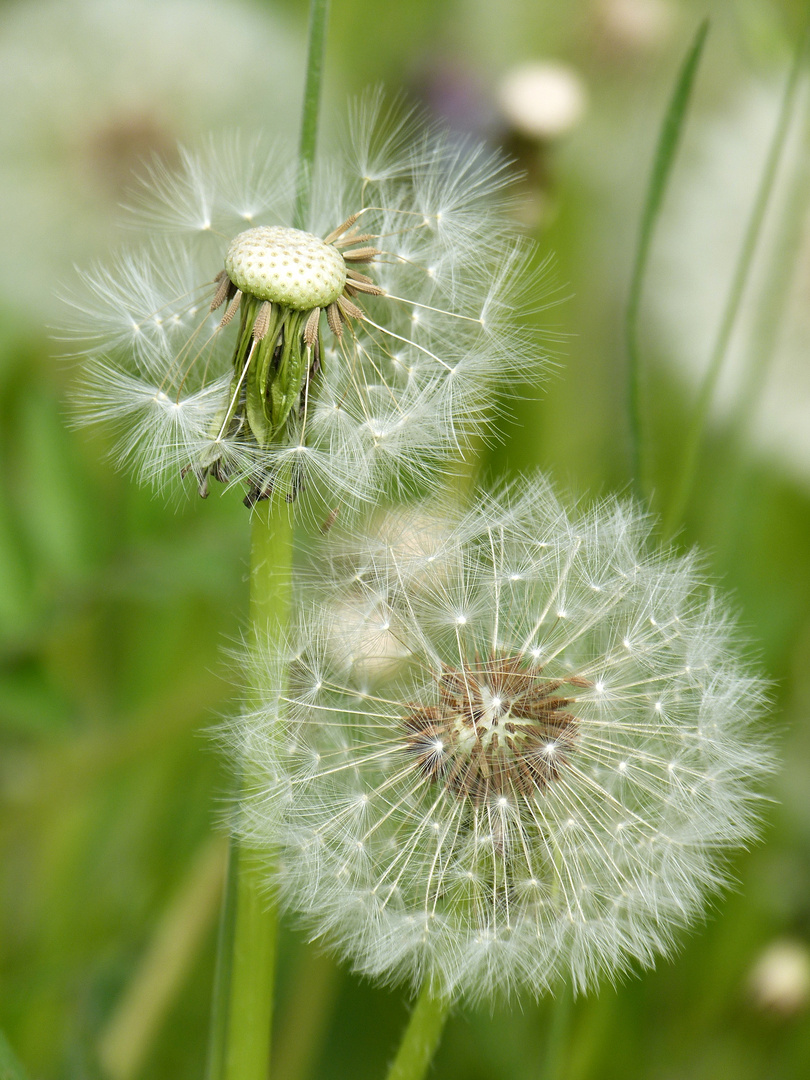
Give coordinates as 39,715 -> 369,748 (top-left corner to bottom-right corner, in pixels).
402,654 -> 587,801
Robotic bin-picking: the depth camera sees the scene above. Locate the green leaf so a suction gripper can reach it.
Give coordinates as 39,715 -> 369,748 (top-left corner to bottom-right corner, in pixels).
626,19 -> 709,497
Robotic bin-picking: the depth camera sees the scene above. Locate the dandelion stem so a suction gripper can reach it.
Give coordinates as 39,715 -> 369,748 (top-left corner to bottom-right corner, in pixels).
384,982 -> 451,1080
662,22 -> 810,539
539,987 -> 573,1080
293,0 -> 331,230
625,20 -> 708,499
208,492 -> 294,1080
210,3 -> 331,1071
222,843 -> 279,1080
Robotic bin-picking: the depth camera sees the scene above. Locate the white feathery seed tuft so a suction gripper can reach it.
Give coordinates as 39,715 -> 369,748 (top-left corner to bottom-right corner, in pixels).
226,477 -> 772,1002
63,95 -> 553,512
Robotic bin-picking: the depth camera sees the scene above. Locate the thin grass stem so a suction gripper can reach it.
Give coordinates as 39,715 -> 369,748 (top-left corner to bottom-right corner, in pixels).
662,22 -> 810,539
293,0 -> 331,230
626,20 -> 708,498
714,76 -> 810,561
206,838 -> 239,1080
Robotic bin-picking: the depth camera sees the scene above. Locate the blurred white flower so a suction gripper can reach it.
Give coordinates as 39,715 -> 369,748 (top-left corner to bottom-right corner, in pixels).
229,477 -> 771,1001
0,0 -> 303,318
497,61 -> 588,141
63,95 -> 550,509
592,0 -> 676,55
747,939 -> 810,1016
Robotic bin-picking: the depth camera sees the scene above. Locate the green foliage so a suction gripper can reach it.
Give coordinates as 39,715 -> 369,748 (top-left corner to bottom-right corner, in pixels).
2,1 -> 809,1078
0,1031 -> 31,1080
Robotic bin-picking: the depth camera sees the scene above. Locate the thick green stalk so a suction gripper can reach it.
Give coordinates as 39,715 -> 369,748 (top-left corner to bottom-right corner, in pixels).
384,983 -> 451,1080
208,4 -> 331,1075
214,493 -> 293,1080
662,23 -> 809,539
293,0 -> 330,230
222,846 -> 279,1080
539,988 -> 573,1080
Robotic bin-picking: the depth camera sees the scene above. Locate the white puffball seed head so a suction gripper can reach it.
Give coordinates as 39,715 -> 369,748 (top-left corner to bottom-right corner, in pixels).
225,225 -> 347,309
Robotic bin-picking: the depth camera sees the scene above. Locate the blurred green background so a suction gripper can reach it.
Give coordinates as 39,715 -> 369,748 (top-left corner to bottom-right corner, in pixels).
2,0 -> 810,1077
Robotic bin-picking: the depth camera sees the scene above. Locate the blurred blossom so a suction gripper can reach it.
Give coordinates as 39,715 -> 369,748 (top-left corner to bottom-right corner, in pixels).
747,939 -> 810,1016
650,80 -> 810,488
494,60 -> 588,228
591,0 -> 676,56
229,478 -> 771,1001
496,61 -> 588,142
0,0 -> 304,318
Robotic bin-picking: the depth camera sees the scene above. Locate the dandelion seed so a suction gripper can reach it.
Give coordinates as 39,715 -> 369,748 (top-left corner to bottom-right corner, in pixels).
228,477 -> 772,1002
64,95 -> 551,512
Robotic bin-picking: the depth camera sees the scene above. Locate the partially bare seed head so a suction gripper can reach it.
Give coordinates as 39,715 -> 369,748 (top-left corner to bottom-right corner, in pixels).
224,225 -> 347,310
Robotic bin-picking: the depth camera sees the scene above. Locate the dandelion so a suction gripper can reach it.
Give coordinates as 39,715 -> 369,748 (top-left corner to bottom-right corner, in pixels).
230,477 -> 771,1002
64,96 -> 550,510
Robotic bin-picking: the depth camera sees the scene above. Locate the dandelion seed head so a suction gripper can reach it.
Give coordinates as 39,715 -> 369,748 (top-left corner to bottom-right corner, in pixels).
64,95 -> 553,514
225,225 -> 347,309
228,478 -> 773,1002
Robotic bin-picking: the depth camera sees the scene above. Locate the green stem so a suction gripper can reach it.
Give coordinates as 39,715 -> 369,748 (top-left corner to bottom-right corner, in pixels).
384,982 -> 451,1080
662,24 -> 810,540
208,2 -> 331,1071
207,494 -> 294,1080
538,987 -> 573,1080
293,0 -> 331,230
626,20 -> 709,499
222,846 -> 279,1080
716,106 -> 810,559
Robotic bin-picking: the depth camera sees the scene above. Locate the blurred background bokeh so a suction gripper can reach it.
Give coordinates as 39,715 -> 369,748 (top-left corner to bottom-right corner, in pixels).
2,0 -> 810,1077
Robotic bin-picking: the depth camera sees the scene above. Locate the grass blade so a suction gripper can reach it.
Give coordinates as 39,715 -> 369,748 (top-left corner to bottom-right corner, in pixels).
626,19 -> 709,497
662,19 -> 810,539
